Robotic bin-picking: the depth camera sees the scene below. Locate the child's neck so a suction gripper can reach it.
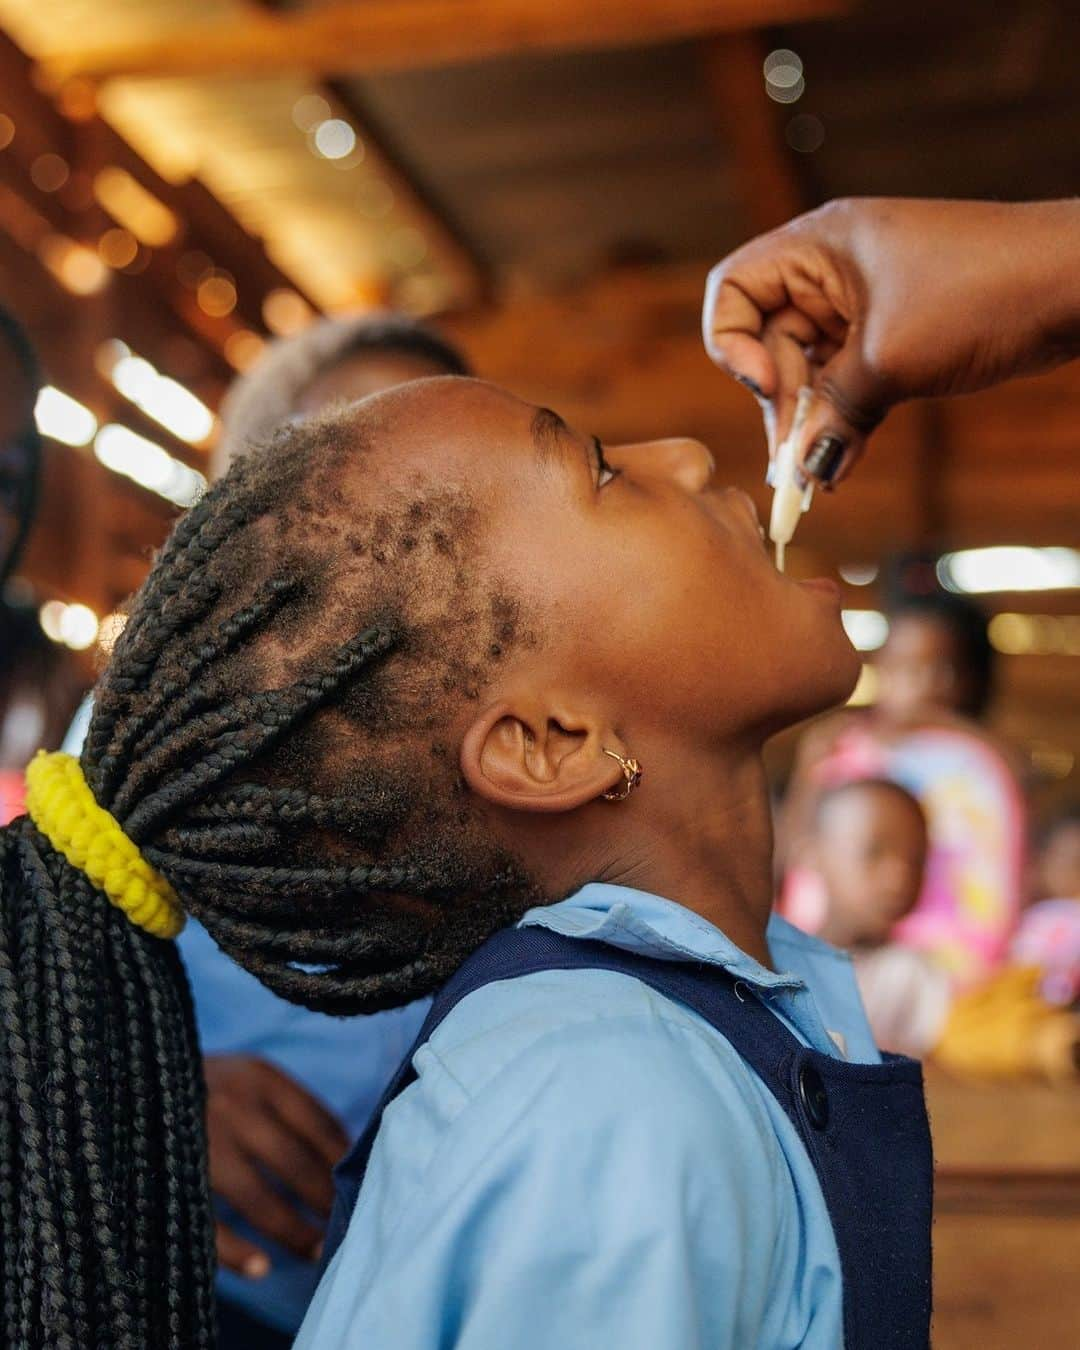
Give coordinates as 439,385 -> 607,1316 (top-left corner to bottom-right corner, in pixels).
596,744 -> 777,969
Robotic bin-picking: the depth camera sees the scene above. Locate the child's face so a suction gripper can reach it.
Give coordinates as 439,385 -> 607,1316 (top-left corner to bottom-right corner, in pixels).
348,378 -> 861,762
813,787 -> 927,946
1039,822 -> 1080,900
875,615 -> 966,723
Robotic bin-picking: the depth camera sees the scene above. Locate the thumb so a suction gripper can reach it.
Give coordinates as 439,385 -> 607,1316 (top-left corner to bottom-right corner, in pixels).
796,342 -> 888,489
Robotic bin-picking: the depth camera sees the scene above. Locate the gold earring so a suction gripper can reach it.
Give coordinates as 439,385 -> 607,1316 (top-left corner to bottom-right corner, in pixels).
602,748 -> 643,801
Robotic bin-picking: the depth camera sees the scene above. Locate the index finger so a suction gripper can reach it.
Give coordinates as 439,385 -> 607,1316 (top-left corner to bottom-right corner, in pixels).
702,263 -> 779,399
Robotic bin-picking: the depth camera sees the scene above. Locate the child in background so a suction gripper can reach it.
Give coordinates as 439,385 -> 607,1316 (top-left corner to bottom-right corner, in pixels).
807,779 -> 1079,1079
1011,804 -> 1080,1007
780,594 -> 1026,983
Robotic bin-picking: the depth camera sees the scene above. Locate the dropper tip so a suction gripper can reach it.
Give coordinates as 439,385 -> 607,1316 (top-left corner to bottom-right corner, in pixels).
775,540 -> 786,573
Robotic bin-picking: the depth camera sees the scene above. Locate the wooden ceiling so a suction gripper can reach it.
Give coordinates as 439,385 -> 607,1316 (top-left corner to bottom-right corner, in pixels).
0,0 -> 1078,802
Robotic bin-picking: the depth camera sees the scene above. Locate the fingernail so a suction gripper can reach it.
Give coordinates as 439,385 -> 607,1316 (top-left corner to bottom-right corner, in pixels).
244,1254 -> 271,1280
803,434 -> 846,484
734,373 -> 765,400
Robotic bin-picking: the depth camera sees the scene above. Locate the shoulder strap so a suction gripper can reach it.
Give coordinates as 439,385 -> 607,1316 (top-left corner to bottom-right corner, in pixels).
321,922 -> 808,1269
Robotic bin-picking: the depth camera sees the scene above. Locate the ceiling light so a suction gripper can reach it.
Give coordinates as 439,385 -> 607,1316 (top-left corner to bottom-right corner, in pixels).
110,351 -> 215,444
842,609 -> 889,651
34,386 -> 98,446
937,547 -> 1080,594
313,119 -> 357,160
94,424 -> 206,508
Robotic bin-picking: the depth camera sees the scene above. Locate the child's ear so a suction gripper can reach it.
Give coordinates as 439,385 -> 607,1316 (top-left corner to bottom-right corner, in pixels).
460,698 -> 628,814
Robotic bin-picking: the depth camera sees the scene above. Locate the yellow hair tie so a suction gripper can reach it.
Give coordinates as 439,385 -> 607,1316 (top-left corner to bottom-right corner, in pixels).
24,751 -> 185,939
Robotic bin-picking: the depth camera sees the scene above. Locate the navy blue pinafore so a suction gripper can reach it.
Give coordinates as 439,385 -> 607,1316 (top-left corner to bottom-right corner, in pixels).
323,925 -> 933,1348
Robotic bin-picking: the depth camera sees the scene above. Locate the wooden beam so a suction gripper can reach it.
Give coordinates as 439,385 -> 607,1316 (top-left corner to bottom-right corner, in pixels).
44,0 -> 851,84
325,80 -> 488,306
701,32 -> 806,234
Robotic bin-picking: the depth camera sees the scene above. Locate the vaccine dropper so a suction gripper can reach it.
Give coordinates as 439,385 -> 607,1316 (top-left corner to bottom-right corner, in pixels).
768,386 -> 815,572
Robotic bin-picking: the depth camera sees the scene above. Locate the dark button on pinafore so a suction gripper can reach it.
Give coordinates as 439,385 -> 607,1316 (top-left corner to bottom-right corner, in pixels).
323,925 -> 933,1348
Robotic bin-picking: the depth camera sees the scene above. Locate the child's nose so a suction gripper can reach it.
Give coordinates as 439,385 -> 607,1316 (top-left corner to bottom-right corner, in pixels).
609,438 -> 716,493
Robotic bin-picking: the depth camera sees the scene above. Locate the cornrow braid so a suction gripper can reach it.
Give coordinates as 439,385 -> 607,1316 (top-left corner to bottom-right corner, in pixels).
0,397 -> 545,1340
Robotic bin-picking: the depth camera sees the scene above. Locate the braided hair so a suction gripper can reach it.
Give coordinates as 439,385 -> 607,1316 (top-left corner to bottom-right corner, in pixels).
0,397 -> 541,1345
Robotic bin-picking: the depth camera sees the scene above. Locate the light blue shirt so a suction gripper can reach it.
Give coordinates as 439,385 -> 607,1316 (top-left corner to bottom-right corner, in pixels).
181,920 -> 429,1332
63,696 -> 431,1333
296,883 -> 880,1349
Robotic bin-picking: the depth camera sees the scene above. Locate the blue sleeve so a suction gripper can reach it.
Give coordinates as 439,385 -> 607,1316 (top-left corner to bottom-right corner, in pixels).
295,1014 -> 794,1350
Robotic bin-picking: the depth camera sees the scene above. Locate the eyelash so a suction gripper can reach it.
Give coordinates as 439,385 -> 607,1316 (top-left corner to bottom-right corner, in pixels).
593,437 -> 620,489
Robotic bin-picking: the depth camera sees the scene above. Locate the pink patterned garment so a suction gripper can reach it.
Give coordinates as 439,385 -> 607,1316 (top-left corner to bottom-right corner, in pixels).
1010,899 -> 1080,1006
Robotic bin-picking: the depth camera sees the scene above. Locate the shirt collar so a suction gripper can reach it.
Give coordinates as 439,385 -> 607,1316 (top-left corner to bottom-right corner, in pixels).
519,882 -> 808,991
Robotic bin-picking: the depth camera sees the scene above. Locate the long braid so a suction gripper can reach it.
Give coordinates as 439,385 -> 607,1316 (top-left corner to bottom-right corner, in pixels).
0,821 -> 215,1347
0,400 -> 545,1342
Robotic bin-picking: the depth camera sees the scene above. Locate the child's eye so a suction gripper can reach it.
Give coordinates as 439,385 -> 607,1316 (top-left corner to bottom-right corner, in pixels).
592,437 -> 620,489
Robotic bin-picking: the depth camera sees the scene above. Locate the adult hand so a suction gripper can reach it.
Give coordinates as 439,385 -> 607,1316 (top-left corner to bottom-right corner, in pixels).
204,1054 -> 350,1278
703,198 -> 1080,485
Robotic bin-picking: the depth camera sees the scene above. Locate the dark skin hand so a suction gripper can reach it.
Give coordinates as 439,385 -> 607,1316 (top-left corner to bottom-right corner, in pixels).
205,1055 -> 349,1278
702,197 -> 1080,484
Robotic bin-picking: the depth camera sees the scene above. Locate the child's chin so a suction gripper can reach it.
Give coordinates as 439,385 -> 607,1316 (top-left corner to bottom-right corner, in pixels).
802,642 -> 864,719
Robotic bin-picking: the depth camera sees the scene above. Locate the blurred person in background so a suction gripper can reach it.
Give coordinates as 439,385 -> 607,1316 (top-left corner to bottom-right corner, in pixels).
1011,804 -> 1080,1007
64,311 -> 471,1350
872,592 -> 996,729
779,590 -> 1026,984
211,310 -> 471,478
806,778 -> 1079,1080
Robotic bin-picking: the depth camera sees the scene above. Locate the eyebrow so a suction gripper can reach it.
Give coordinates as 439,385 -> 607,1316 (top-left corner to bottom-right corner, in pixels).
530,405 -> 593,482
530,406 -> 569,465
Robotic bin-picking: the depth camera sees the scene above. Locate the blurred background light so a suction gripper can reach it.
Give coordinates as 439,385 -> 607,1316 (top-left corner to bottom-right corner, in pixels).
223,329 -> 267,371
30,153 -> 69,193
97,226 -> 139,269
38,234 -> 109,295
34,385 -> 98,447
785,113 -> 825,153
312,118 -> 357,160
196,272 -> 238,318
838,562 -> 879,586
938,546 -> 1080,593
262,288 -> 314,335
93,168 -> 179,248
38,599 -> 67,643
842,608 -> 890,651
764,48 -> 805,104
292,94 -> 330,132
39,599 -> 99,651
58,602 -> 99,650
94,424 -> 206,508
108,349 -> 215,443
989,613 -> 1080,656
846,664 -> 879,707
